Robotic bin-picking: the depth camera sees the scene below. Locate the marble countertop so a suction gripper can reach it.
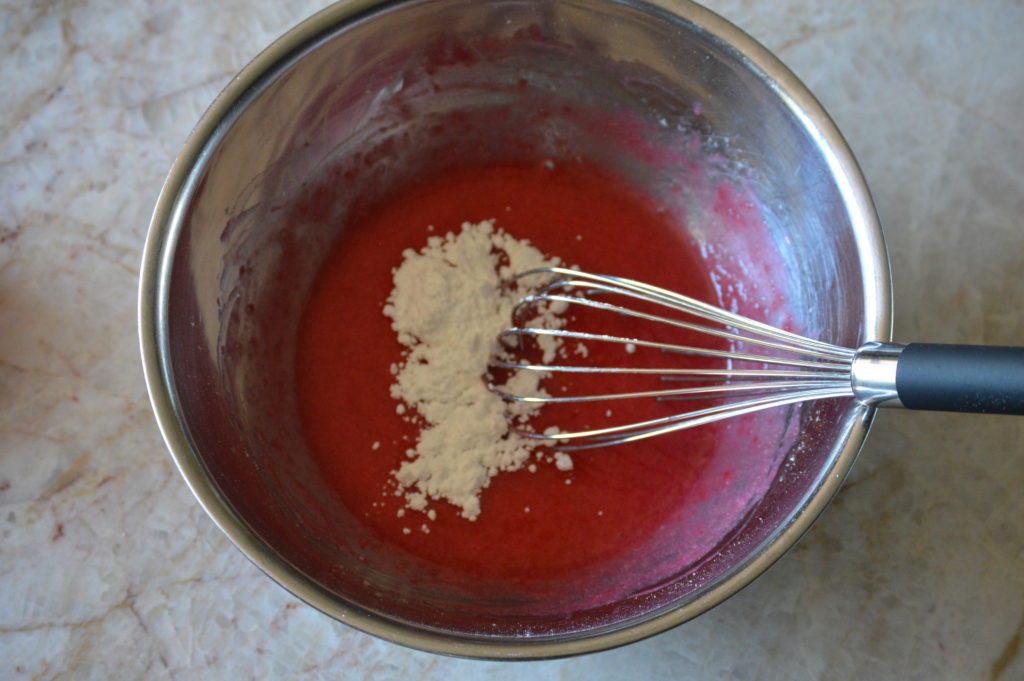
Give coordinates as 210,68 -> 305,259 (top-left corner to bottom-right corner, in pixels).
2,0 -> 1022,678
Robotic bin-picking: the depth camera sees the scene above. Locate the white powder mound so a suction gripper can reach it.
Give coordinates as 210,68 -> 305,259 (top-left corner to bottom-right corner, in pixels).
382,219 -> 561,521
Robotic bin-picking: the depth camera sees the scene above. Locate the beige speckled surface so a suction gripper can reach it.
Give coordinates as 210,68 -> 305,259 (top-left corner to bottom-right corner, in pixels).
2,1 -> 1022,678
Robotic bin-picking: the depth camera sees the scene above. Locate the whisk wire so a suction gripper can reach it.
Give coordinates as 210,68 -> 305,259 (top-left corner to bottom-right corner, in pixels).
517,387 -> 854,451
491,360 -> 849,380
489,379 -> 851,404
502,326 -> 852,371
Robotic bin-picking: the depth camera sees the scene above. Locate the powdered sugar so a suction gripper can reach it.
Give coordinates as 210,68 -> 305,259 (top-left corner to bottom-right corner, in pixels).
382,219 -> 564,521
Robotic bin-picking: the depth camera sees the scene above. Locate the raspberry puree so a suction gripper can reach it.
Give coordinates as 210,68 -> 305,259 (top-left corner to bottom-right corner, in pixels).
296,160 -> 745,591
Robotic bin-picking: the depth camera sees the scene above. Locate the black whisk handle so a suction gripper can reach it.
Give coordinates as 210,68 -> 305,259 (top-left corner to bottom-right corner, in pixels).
896,343 -> 1024,415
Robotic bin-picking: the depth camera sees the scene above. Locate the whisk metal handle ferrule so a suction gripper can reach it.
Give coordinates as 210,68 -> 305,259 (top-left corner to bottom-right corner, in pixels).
851,342 -> 905,408
853,342 -> 1024,415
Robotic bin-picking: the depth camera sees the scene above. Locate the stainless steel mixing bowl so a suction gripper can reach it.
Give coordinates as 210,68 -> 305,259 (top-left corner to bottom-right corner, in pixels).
139,0 -> 890,658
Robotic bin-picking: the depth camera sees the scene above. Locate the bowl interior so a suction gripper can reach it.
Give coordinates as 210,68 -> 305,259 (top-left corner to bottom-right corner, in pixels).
149,0 -> 886,655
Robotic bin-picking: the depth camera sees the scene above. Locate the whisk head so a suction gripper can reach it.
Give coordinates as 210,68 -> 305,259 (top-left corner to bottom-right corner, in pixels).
487,267 -> 857,450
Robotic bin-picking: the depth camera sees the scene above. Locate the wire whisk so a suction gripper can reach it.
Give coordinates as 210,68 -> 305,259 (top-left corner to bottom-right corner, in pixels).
488,267 -> 1024,450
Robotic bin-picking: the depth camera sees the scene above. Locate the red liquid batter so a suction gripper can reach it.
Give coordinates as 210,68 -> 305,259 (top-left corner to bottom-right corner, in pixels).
296,160 -> 731,590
